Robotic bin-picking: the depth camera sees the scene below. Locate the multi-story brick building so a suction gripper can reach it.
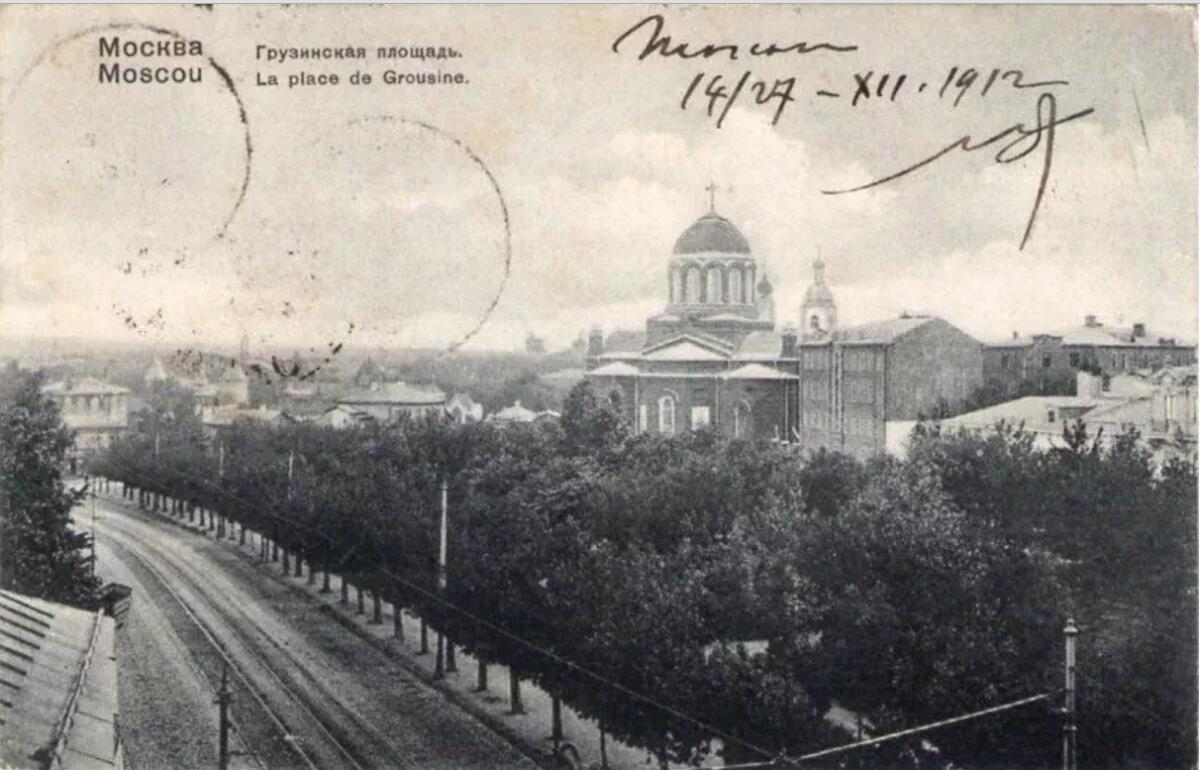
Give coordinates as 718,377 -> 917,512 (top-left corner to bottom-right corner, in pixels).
983,315 -> 1196,396
585,205 -> 983,458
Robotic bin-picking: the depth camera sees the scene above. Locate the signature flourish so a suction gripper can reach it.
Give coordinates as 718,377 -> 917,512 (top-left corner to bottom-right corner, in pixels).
823,93 -> 1095,250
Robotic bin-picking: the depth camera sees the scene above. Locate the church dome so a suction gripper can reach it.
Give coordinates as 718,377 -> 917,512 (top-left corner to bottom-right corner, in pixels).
803,282 -> 835,306
802,260 -> 835,307
672,213 -> 752,256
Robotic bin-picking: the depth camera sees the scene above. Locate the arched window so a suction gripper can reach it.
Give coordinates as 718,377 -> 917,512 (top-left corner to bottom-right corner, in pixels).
706,267 -> 723,304
728,269 -> 743,305
734,401 -> 753,439
671,268 -> 683,304
658,394 -> 676,435
685,267 -> 701,304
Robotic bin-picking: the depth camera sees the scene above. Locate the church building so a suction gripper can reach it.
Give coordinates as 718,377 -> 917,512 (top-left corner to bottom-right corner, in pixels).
585,202 -> 984,458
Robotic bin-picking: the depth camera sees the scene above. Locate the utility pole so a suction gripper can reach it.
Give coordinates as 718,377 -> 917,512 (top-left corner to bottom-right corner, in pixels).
1062,618 -> 1078,770
216,443 -> 226,539
88,476 -> 97,578
217,663 -> 231,770
433,476 -> 448,679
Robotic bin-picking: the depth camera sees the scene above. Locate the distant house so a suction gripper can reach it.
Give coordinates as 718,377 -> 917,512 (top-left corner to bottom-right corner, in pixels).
446,392 -> 484,424
335,381 -> 446,423
488,400 -> 560,425
318,404 -> 374,430
201,404 -> 282,437
41,377 -> 130,466
983,315 -> 1196,397
0,588 -> 123,769
929,368 -> 1197,463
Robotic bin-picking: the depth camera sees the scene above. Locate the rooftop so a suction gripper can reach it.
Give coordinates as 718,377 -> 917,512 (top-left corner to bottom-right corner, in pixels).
42,378 -> 130,397
672,212 -> 752,256
337,381 -> 446,406
0,589 -> 120,770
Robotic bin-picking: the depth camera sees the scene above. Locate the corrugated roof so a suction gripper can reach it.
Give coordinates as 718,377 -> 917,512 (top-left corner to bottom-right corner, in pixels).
0,589 -> 119,770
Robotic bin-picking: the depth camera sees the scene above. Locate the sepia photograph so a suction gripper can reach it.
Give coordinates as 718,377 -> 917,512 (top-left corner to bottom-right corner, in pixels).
0,4 -> 1195,769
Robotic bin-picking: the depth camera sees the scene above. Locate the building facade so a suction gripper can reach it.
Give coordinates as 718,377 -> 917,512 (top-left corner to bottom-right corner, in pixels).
42,377 -> 130,466
983,315 -> 1196,396
585,206 -> 983,459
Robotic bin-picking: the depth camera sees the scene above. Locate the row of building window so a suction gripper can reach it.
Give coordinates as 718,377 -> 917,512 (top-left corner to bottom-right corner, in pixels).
999,350 -> 1192,370
53,395 -> 125,415
638,397 -> 753,438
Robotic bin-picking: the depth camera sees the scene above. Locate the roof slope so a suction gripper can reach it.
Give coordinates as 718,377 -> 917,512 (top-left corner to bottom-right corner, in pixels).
0,589 -> 119,770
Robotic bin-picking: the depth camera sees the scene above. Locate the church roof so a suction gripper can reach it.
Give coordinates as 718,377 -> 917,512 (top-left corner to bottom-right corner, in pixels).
672,212 -> 751,256
733,331 -> 788,360
721,363 -> 798,380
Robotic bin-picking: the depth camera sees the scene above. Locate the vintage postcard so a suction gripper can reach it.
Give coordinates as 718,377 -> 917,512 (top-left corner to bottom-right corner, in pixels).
0,5 -> 1195,770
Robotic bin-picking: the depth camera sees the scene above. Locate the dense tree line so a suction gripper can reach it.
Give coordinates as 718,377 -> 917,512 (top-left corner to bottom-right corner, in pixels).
0,366 -> 100,604
91,381 -> 1197,769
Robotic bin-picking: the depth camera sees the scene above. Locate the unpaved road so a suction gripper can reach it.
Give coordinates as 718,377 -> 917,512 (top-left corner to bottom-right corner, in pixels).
93,495 -> 536,770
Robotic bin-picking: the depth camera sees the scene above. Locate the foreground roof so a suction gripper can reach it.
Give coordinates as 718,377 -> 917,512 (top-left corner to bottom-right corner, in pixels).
0,589 -> 119,770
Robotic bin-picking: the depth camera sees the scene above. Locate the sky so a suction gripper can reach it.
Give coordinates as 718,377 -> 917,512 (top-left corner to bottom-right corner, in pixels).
1,5 -> 1196,354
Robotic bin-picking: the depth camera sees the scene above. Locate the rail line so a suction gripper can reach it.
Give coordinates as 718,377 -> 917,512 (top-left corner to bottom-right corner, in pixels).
98,514 -> 372,770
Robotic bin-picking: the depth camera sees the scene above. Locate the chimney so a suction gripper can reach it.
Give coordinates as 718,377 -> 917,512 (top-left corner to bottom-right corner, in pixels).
780,326 -> 798,358
1132,322 -> 1146,338
1084,314 -> 1099,328
585,326 -> 605,370
1012,331 -> 1019,340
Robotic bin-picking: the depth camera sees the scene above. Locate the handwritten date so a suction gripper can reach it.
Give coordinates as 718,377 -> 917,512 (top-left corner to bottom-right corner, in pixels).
681,71 -> 797,127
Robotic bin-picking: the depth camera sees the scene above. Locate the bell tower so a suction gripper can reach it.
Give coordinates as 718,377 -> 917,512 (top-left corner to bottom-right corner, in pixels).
800,258 -> 837,334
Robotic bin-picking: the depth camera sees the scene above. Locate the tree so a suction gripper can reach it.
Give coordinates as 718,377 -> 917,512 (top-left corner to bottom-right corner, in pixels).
0,368 -> 100,604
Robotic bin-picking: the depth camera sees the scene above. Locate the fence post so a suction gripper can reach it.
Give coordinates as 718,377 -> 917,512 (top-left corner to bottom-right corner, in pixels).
1063,618 -> 1078,770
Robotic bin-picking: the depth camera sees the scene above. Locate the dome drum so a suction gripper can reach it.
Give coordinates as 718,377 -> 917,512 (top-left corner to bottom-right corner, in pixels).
668,260 -> 757,307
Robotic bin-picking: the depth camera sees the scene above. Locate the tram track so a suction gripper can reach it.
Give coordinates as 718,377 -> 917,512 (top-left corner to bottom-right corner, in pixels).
97,509 -> 391,770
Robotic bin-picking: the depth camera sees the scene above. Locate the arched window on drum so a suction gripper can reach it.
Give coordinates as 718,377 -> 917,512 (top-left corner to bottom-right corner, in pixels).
728,268 -> 743,305
685,267 -> 702,304
706,267 -> 723,303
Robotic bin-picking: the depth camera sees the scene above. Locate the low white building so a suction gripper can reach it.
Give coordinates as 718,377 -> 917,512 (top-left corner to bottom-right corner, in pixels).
335,381 -> 447,424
